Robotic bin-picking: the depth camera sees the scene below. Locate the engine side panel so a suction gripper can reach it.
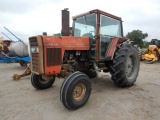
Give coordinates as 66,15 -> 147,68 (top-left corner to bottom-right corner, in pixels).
42,36 -> 90,50
42,36 -> 90,75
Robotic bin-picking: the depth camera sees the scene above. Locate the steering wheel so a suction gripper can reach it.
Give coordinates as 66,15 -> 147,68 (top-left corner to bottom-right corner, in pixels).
89,31 -> 95,36
82,33 -> 93,38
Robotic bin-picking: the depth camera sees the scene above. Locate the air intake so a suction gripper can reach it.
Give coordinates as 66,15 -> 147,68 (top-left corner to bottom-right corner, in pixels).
47,48 -> 62,66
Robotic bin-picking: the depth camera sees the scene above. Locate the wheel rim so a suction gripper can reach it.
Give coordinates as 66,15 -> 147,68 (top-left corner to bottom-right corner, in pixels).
126,55 -> 136,80
73,83 -> 86,101
39,76 -> 50,84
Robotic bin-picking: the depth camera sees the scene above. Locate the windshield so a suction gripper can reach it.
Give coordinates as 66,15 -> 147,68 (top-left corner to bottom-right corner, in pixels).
100,15 -> 122,37
73,13 -> 96,38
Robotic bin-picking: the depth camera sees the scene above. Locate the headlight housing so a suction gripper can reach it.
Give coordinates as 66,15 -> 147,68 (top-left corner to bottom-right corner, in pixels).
31,47 -> 39,53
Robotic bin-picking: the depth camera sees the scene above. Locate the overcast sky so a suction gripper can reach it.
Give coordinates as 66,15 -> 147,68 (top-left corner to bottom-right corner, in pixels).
0,0 -> 159,42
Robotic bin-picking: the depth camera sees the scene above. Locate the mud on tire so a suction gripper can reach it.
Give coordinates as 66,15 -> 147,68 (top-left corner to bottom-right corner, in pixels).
109,44 -> 140,87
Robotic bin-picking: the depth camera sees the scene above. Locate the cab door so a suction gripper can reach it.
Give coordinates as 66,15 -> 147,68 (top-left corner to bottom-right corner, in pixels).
99,15 -> 123,59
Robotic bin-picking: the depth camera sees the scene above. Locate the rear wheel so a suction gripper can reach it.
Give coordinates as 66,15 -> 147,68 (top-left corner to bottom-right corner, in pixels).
60,72 -> 91,110
109,44 -> 140,87
31,73 -> 55,90
20,60 -> 27,67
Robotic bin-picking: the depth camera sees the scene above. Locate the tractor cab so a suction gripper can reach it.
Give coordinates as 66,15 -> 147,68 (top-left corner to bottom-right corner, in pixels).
72,9 -> 123,60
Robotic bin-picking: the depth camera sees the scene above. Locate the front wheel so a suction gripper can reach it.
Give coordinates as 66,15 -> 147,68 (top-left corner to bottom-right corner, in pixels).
60,72 -> 91,110
31,73 -> 55,90
109,44 -> 140,87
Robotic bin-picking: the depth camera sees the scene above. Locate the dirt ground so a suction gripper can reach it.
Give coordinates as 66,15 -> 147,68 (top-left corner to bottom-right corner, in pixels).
0,62 -> 160,120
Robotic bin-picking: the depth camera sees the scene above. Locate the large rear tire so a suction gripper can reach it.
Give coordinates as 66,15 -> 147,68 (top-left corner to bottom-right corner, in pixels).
31,73 -> 55,90
109,44 -> 140,87
60,72 -> 91,110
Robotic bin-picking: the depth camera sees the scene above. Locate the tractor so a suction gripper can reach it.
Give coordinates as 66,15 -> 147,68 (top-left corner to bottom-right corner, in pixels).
29,9 -> 140,110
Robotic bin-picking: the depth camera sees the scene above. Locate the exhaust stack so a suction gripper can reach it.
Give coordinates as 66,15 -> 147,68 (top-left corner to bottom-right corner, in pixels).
61,8 -> 70,36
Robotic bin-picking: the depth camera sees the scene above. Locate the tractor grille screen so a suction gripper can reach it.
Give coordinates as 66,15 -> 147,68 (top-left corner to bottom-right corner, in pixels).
29,37 -> 39,72
47,48 -> 62,66
31,53 -> 39,71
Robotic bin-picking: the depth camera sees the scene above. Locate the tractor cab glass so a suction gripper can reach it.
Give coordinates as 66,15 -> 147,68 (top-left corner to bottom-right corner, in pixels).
73,13 -> 96,58
100,15 -> 123,59
74,13 -> 96,38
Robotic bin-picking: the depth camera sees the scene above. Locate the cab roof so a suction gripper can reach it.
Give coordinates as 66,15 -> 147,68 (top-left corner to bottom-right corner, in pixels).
72,9 -> 122,21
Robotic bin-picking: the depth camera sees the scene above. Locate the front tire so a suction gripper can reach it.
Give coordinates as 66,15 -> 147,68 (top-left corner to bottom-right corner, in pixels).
109,44 -> 140,87
31,73 -> 55,90
60,72 -> 91,110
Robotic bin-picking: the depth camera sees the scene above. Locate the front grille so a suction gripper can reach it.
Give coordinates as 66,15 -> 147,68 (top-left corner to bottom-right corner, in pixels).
47,48 -> 62,66
31,53 -> 39,72
30,37 -> 38,46
29,37 -> 39,72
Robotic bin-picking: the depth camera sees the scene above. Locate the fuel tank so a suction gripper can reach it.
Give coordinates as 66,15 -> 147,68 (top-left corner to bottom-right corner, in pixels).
10,41 -> 29,57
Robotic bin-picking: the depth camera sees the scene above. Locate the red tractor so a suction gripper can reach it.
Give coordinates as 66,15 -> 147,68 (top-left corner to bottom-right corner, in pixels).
29,9 -> 140,110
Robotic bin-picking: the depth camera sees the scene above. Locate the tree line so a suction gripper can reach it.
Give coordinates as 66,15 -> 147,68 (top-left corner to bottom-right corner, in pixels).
126,30 -> 150,48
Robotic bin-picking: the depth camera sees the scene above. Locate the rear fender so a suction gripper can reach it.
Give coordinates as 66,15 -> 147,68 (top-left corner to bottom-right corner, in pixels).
107,37 -> 127,60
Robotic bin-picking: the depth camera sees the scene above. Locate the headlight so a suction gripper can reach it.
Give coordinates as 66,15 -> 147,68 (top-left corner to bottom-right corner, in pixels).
31,47 -> 39,53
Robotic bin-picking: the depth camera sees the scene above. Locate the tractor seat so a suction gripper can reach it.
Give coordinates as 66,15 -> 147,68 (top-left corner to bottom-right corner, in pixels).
82,33 -> 95,45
